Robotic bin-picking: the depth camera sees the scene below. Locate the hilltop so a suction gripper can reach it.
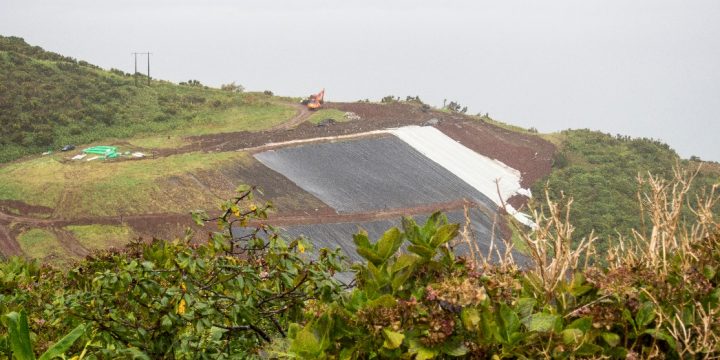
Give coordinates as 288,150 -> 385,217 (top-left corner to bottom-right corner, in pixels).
0,35 -> 293,163
534,129 -> 720,249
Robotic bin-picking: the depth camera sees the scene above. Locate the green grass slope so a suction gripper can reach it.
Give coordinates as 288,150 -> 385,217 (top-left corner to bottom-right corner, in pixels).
0,35 -> 292,162
533,129 -> 720,248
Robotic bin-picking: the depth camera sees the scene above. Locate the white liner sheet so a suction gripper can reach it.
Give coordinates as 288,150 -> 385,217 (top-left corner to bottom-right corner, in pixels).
388,126 -> 535,227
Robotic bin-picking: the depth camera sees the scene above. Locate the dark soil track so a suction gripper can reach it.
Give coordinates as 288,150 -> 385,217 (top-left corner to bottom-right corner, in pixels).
0,101 -> 555,259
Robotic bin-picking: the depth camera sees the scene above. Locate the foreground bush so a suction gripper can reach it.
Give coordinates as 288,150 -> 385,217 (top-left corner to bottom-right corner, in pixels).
1,186 -> 345,358
281,169 -> 719,359
1,171 -> 718,358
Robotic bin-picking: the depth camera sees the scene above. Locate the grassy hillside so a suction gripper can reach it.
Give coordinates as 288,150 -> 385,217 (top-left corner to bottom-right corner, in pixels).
533,129 -> 720,248
0,35 -> 293,162
0,151 -> 252,217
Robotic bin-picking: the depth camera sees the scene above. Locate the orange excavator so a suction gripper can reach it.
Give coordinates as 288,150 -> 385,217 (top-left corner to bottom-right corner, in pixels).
302,89 -> 325,110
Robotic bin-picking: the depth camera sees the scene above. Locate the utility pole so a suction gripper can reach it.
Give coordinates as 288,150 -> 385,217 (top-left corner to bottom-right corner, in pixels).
132,52 -> 138,86
146,52 -> 151,85
131,52 -> 151,86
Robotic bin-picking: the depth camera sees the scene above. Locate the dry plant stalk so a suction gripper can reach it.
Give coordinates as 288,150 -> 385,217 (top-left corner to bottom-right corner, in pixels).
634,167 -> 696,276
457,202 -> 517,273
459,180 -> 596,298
463,166 -> 719,356
624,166 -> 719,356
513,189 -> 596,299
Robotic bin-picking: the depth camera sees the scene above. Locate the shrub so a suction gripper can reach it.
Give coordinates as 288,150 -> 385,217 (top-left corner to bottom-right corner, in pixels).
445,100 -> 468,114
220,81 -> 244,93
405,95 -> 425,105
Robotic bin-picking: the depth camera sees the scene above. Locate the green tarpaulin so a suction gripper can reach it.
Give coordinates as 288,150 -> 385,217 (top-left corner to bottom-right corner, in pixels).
83,146 -> 118,159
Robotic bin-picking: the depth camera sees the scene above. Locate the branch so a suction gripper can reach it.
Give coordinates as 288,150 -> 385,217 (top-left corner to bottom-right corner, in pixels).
257,272 -> 309,308
216,323 -> 272,343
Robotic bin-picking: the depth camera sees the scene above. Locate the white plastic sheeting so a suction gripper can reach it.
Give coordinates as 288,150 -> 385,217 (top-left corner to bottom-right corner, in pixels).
388,126 -> 535,228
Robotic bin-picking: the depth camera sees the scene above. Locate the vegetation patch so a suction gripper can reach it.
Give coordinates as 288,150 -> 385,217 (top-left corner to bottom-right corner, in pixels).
65,224 -> 134,250
307,109 -> 348,124
534,129 -> 720,249
0,151 -> 254,217
174,103 -> 296,135
16,228 -> 67,260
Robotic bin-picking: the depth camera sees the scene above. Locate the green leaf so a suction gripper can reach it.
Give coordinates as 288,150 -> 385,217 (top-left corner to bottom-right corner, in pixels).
429,224 -> 459,248
575,342 -> 605,356
407,244 -> 435,259
568,272 -> 593,297
422,212 -> 445,237
569,284 -> 593,297
356,247 -> 383,266
339,347 -> 356,360
441,338 -> 468,356
4,310 -> 35,360
600,332 -> 620,347
347,290 -> 368,312
376,227 -> 403,260
461,307 -> 481,331
382,328 -> 404,349
515,298 -> 536,319
290,324 -> 323,358
392,254 -> 419,274
567,316 -> 592,332
38,324 -> 86,360
561,328 -> 584,344
480,305 -> 499,342
497,304 -> 520,342
161,315 -> 172,328
409,339 -> 439,360
352,230 -> 371,250
644,329 -> 677,351
287,323 -> 301,339
190,210 -> 207,226
391,267 -> 414,293
622,308 -> 636,332
401,217 -> 422,245
367,261 -> 389,287
635,301 -> 656,328
527,313 -> 560,333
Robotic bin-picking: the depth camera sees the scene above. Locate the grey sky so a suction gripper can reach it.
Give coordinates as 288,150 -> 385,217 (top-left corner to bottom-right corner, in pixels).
2,0 -> 719,161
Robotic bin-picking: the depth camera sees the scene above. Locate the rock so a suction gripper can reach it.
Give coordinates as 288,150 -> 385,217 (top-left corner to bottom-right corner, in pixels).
344,112 -> 361,121
317,118 -> 337,127
423,118 -> 440,126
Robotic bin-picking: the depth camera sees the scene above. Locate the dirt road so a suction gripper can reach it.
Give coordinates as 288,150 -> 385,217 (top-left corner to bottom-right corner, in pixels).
270,103 -> 311,131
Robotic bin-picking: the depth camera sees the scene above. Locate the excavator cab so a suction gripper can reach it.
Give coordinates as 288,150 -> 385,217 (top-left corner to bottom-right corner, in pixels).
302,89 -> 325,110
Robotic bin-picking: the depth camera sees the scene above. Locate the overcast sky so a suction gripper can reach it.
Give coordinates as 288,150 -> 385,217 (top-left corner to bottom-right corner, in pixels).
2,0 -> 719,161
